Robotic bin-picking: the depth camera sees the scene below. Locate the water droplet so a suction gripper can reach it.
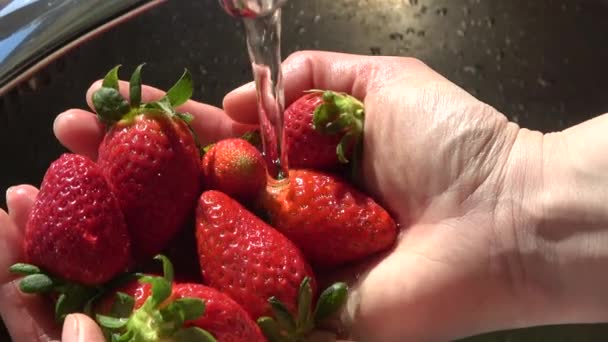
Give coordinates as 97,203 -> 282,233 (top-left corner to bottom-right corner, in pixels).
313,14 -> 321,23
297,26 -> 306,34
463,64 -> 483,75
406,27 -> 416,35
406,0 -> 418,6
537,76 -> 553,88
485,16 -> 496,28
397,46 -> 410,54
512,114 -> 520,124
457,29 -> 466,37
389,32 -> 404,40
436,7 -> 448,16
496,49 -> 505,61
370,47 -> 382,55
463,6 -> 471,16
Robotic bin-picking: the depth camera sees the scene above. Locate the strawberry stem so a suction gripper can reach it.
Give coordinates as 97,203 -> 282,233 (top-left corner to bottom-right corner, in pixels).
8,262 -> 103,322
95,255 -> 217,342
257,277 -> 349,342
307,89 -> 366,178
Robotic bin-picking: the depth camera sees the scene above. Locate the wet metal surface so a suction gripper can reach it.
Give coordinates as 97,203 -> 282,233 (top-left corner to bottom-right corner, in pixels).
2,0 -> 608,340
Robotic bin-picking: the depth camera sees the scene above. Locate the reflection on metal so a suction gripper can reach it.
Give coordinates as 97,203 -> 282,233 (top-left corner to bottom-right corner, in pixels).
0,0 -> 166,95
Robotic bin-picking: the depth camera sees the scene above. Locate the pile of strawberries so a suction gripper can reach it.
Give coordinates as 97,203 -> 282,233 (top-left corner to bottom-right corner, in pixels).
8,65 -> 398,342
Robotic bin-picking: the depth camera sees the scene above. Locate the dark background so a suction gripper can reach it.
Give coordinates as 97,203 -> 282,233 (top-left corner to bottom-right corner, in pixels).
2,0 -> 608,340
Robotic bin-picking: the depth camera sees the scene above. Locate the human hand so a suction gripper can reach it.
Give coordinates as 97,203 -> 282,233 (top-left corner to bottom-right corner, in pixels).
5,50 -> 608,342
0,84 -> 253,341
0,53 -> 536,341
223,51 -> 549,341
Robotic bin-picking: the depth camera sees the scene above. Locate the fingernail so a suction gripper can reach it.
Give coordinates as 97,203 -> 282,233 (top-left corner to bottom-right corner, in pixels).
62,314 -> 80,342
5,186 -> 16,201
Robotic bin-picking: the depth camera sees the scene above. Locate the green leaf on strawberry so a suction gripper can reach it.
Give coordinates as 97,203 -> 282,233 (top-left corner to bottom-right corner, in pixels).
93,65 -> 194,124
102,65 -> 121,90
308,90 -> 365,165
129,64 -> 145,107
163,69 -> 193,107
9,263 -> 102,322
257,277 -> 348,342
96,255 -> 217,342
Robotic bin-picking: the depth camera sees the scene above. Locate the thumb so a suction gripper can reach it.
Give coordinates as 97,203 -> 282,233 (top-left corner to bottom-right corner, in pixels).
222,50 -> 423,124
62,314 -> 105,342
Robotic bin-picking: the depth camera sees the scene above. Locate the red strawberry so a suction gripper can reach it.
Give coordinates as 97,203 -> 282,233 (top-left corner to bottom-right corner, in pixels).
285,91 -> 365,171
93,65 -> 202,261
97,256 -> 265,342
195,191 -> 349,341
261,169 -> 398,269
201,138 -> 266,203
195,190 -> 315,320
21,153 -> 131,285
9,153 -> 131,322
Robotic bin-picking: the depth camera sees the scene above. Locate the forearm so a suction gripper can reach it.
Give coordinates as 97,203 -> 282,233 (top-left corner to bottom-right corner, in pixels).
502,116 -> 608,329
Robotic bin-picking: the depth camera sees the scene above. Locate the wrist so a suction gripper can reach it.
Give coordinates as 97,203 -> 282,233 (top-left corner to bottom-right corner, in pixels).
535,128 -> 608,324
500,124 -> 608,329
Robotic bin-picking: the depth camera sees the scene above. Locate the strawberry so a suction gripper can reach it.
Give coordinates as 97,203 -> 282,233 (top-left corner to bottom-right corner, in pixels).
9,153 -> 131,320
97,256 -> 265,342
285,90 -> 365,171
20,153 -> 131,285
195,190 -> 315,320
92,65 -> 202,261
195,191 -> 349,341
261,169 -> 398,269
201,138 -> 266,203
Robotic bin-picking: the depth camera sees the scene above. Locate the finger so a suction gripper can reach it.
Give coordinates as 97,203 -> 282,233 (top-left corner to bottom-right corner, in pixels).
180,100 -> 257,146
62,314 -> 105,342
85,80 -> 253,145
53,110 -> 105,161
0,209 -> 21,284
7,184 -> 39,231
0,280 -> 60,341
223,50 -> 418,124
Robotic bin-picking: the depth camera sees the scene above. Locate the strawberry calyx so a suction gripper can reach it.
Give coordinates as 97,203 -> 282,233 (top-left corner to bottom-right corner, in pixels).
92,64 -> 203,155
257,277 -> 348,342
8,263 -> 105,323
96,255 -> 216,342
306,89 -> 365,169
